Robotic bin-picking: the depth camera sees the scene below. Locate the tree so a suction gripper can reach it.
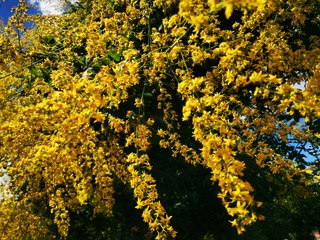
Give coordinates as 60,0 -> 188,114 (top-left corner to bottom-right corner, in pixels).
0,0 -> 320,239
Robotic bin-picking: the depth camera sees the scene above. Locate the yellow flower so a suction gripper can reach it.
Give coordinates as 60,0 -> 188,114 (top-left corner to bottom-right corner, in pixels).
136,198 -> 144,209
142,207 -> 153,223
134,98 -> 144,107
92,111 -> 105,123
225,3 -> 233,19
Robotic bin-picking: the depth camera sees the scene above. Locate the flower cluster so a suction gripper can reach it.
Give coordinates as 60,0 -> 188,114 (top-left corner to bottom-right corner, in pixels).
0,0 -> 319,238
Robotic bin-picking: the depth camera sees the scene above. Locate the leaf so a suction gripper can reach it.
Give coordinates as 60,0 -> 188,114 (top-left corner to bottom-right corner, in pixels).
30,67 -> 39,77
41,68 -> 50,77
41,36 -> 56,45
78,56 -> 85,65
108,51 -> 121,62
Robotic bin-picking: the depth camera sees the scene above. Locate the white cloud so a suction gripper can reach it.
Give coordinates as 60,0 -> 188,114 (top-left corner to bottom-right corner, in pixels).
28,0 -> 78,15
292,80 -> 307,91
0,169 -> 10,201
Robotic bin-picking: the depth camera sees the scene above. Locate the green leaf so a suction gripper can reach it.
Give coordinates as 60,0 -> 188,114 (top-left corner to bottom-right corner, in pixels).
47,36 -> 55,44
108,51 -> 121,62
143,92 -> 153,97
41,68 -> 50,77
101,58 -> 111,65
30,67 -> 39,77
78,56 -> 85,65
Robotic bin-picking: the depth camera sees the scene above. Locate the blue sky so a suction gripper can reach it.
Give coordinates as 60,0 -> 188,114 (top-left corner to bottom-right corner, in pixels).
0,0 -> 75,24
0,1 -> 41,30
0,0 -> 20,24
0,0 -> 43,25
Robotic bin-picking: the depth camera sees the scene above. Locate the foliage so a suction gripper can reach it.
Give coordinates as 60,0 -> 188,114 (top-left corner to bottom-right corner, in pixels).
0,0 -> 320,239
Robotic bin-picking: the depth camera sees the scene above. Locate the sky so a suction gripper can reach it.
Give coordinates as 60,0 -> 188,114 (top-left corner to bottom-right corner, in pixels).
0,1 -> 20,24
0,0 -> 72,24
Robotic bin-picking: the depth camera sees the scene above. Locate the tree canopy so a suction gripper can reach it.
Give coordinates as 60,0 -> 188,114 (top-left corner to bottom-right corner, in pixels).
0,0 -> 320,239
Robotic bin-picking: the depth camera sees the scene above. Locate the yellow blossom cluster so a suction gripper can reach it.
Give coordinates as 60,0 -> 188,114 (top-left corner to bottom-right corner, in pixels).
0,0 -> 319,238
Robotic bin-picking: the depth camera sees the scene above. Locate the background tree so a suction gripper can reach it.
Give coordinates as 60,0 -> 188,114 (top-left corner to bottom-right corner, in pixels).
0,0 -> 320,239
